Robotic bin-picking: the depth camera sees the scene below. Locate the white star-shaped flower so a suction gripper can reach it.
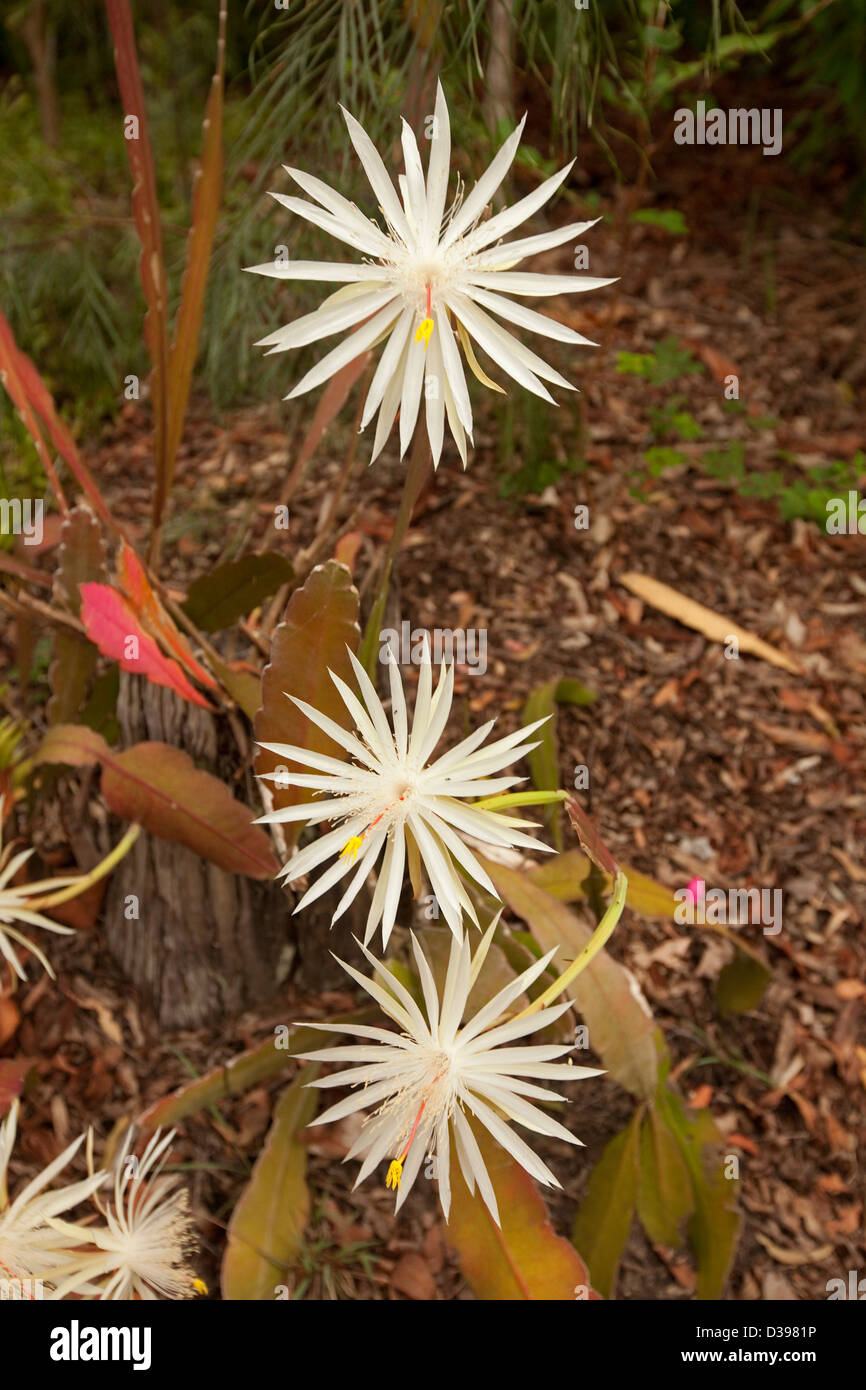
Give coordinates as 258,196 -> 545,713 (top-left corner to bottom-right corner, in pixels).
49,1128 -> 202,1301
247,80 -> 612,466
0,1100 -> 105,1296
298,920 -> 602,1223
0,810 -> 78,980
256,643 -> 553,946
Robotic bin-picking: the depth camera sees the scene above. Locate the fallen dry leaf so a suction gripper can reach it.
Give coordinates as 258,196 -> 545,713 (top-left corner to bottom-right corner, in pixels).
390,1252 -> 436,1301
618,573 -> 803,674
755,1234 -> 834,1267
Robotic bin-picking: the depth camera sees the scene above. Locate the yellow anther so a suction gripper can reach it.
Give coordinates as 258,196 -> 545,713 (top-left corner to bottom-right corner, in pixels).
414,317 -> 434,348
385,1159 -> 403,1191
340,835 -> 364,862
193,1277 -> 209,1296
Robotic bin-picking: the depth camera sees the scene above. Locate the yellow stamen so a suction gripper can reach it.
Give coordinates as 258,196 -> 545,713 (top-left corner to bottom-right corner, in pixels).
414,317 -> 434,348
386,1159 -> 403,1190
193,1277 -> 209,1296
339,835 -> 365,862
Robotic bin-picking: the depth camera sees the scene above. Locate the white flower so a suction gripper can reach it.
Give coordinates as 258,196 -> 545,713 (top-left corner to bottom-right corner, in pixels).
256,642 -> 553,946
49,1128 -> 202,1301
247,80 -> 612,466
298,920 -> 602,1224
0,810 -> 78,980
0,1099 -> 105,1295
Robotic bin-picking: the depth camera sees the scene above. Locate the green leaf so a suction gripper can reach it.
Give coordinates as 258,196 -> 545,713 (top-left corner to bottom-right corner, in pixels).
521,680 -> 596,849
555,677 -> 596,707
644,446 -> 688,476
521,680 -> 561,845
572,1109 -> 642,1298
208,655 -> 261,720
254,560 -> 360,851
183,552 -> 294,632
221,1068 -> 319,1300
630,208 -> 688,235
659,1090 -> 740,1299
637,1107 -> 694,1247
715,949 -> 771,1015
447,1122 -> 595,1300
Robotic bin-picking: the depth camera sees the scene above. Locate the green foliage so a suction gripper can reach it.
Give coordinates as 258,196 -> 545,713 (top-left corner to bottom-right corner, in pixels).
616,336 -> 703,386
630,207 -> 688,235
702,441 -> 746,481
649,395 -> 703,441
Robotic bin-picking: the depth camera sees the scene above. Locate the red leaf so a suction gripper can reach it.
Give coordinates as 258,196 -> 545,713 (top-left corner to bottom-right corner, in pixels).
101,743 -> 278,879
0,307 -> 115,529
80,582 -> 213,709
116,544 -> 217,690
36,728 -> 279,880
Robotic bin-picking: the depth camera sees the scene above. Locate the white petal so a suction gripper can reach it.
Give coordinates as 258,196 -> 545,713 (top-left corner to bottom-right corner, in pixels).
361,308 -> 414,429
340,106 -> 415,249
440,115 -> 527,251
257,286 -> 397,354
283,165 -> 394,255
425,81 -> 451,246
370,336 -> 410,462
459,161 -> 575,255
452,1107 -> 499,1224
245,260 -> 386,283
424,326 -> 446,468
461,282 -> 598,346
466,271 -> 617,297
400,119 -> 427,236
435,306 -> 473,438
398,335 -> 426,457
448,292 -> 555,401
269,191 -> 389,257
470,217 -> 601,268
285,299 -> 402,398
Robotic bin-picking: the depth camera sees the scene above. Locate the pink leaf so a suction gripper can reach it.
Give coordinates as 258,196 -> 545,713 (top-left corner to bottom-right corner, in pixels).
80,582 -> 213,709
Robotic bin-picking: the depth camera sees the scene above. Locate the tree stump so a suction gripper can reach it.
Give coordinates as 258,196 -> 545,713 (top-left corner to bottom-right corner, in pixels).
102,674 -> 289,1030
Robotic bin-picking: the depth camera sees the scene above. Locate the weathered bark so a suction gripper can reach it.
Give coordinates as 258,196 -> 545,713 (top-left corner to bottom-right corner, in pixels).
482,0 -> 515,137
102,674 -> 289,1030
19,1 -> 60,148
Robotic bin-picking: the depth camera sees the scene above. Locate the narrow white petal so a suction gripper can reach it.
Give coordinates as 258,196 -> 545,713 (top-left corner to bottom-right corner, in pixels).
285,299 -> 402,398
340,106 -> 415,249
469,217 -> 601,268
400,119 -> 427,235
269,191 -> 389,257
440,116 -> 527,251
424,326 -> 446,468
435,306 -> 473,438
398,335 -> 426,457
425,81 -> 451,245
283,165 -> 394,254
461,282 -> 598,346
458,160 -> 575,255
258,285 -> 395,352
361,308 -> 413,429
370,337 -> 410,462
448,292 -> 555,401
245,260 -> 386,283
466,271 -> 617,297
452,1107 -> 499,1224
